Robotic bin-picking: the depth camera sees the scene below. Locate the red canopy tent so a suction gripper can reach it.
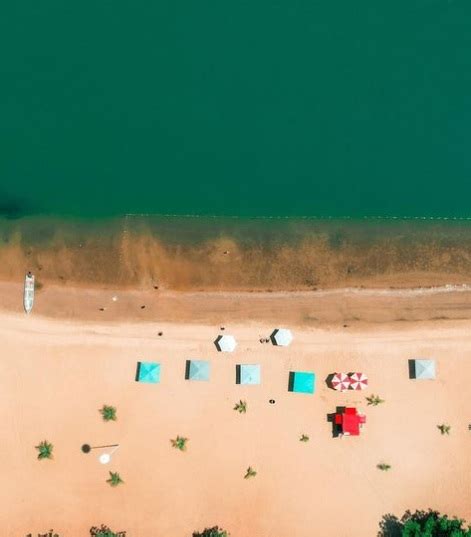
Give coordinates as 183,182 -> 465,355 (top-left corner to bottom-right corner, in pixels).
334,407 -> 366,436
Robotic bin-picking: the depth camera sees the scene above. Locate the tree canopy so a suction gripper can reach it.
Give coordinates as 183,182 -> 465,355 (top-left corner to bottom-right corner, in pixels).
379,510 -> 471,537
90,524 -> 126,537
192,526 -> 228,537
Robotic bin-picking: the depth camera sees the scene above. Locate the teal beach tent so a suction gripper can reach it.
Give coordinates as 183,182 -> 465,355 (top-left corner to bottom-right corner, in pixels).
186,360 -> 210,381
289,371 -> 316,394
136,362 -> 160,383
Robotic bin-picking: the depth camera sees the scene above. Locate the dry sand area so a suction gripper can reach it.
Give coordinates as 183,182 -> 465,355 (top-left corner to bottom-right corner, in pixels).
1,288 -> 471,536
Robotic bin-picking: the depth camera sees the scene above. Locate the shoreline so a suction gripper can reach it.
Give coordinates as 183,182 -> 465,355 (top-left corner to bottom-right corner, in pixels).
3,278 -> 471,326
3,215 -> 471,292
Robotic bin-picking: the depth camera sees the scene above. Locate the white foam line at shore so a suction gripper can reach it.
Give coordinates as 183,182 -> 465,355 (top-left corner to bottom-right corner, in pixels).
174,284 -> 471,299
317,284 -> 471,298
125,213 -> 471,221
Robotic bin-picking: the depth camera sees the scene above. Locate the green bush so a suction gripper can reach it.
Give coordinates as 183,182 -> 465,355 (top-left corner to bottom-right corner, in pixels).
35,440 -> 53,460
106,472 -> 123,487
90,525 -> 126,536
171,436 -> 188,451
100,405 -> 117,421
192,526 -> 228,537
378,509 -> 471,536
233,400 -> 247,414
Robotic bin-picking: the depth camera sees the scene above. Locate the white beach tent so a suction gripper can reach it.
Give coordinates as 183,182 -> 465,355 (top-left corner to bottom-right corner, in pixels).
412,359 -> 436,380
215,334 -> 237,352
237,364 -> 261,385
271,328 -> 293,347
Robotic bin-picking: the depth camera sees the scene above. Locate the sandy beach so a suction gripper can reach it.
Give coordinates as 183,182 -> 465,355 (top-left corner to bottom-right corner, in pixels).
1,282 -> 471,537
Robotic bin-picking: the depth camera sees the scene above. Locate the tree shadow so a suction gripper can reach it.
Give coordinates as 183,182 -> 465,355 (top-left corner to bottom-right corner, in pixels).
377,513 -> 402,537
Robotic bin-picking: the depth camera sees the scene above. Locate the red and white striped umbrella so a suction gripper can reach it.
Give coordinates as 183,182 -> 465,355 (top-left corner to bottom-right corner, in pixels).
331,372 -> 351,391
349,372 -> 368,390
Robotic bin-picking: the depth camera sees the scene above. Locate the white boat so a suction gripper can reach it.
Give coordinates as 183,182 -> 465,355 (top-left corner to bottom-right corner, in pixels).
24,272 -> 35,314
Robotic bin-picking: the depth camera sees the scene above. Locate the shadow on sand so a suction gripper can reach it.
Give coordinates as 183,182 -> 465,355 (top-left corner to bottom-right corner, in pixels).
377,514 -> 402,537
325,373 -> 336,389
327,406 -> 346,438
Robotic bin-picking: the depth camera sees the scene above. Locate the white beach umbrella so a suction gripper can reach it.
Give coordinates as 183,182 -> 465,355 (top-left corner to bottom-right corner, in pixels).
271,328 -> 293,347
215,334 -> 237,352
99,453 -> 111,465
98,444 -> 119,464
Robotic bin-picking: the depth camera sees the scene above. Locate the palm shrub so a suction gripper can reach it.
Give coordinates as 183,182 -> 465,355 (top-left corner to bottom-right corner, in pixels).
244,466 -> 257,479
299,434 -> 310,442
100,405 -> 117,422
90,525 -> 126,537
377,462 -> 391,471
106,472 -> 124,487
192,527 -> 228,537
366,395 -> 385,406
171,436 -> 188,451
233,400 -> 247,414
437,424 -> 451,435
36,440 -> 54,460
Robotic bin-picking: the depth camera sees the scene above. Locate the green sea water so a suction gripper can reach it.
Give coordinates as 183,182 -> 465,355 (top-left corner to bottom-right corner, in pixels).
1,1 -> 471,219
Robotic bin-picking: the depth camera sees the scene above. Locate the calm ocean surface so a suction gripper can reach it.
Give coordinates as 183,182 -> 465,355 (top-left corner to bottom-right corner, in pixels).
1,2 -> 471,219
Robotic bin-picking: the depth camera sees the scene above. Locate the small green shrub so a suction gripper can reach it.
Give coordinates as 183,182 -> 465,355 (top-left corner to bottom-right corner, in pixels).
366,395 -> 385,406
233,400 -> 247,414
36,440 -> 53,460
106,472 -> 123,487
100,405 -> 117,421
171,436 -> 188,451
244,466 -> 257,479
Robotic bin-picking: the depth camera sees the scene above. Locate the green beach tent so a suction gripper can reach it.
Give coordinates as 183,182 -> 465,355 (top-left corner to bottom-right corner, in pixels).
237,364 -> 261,385
136,361 -> 160,383
186,360 -> 210,381
289,371 -> 316,394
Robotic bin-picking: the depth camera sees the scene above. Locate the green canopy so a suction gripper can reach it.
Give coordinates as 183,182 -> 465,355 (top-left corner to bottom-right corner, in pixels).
186,360 -> 210,381
289,371 -> 316,394
136,361 -> 160,383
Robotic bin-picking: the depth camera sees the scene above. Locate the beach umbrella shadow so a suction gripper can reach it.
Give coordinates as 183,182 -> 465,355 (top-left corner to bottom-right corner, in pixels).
325,373 -> 336,390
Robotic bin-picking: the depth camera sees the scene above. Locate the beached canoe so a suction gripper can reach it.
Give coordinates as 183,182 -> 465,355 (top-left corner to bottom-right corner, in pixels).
24,272 -> 35,314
